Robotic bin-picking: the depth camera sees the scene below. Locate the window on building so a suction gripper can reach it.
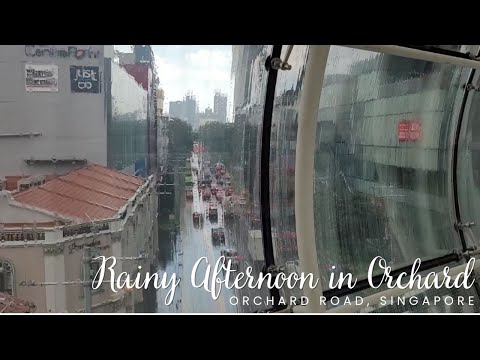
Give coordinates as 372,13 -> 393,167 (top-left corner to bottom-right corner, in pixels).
91,257 -> 101,288
0,259 -> 14,295
80,250 -> 103,293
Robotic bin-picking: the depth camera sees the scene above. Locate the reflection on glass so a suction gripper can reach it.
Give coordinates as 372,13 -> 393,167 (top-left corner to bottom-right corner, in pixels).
270,46 -> 308,298
314,46 -> 468,285
457,70 -> 480,247
106,60 -> 148,175
221,45 -> 272,312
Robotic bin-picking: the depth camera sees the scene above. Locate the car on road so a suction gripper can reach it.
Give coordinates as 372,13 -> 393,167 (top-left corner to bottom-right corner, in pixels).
208,201 -> 218,222
212,227 -> 225,245
193,212 -> 203,227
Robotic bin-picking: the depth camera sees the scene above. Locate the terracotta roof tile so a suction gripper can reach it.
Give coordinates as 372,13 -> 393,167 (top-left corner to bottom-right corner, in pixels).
0,293 -> 36,313
76,168 -> 139,191
13,165 -> 144,221
89,164 -> 143,186
61,173 -> 134,199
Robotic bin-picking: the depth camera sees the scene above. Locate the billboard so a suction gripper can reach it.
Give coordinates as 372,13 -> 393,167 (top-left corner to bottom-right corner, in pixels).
70,66 -> 100,93
25,64 -> 58,92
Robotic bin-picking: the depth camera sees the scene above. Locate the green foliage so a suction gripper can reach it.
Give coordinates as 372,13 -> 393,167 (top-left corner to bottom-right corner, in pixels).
167,118 -> 194,154
192,131 -> 199,142
198,121 -> 244,169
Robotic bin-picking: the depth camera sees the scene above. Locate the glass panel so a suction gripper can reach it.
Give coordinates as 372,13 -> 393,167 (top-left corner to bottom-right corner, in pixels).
313,46 -> 468,289
223,45 -> 273,312
457,70 -> 480,247
106,60 -> 148,174
154,45 -> 240,313
270,45 -> 308,299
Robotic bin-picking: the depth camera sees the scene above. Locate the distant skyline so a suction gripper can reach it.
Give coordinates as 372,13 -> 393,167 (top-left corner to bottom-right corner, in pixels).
114,45 -> 232,113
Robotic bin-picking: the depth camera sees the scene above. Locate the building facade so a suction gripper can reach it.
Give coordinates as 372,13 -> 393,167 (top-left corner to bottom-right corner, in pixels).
0,164 -> 158,313
105,60 -> 148,176
214,91 -> 227,123
0,45 -> 106,178
183,92 -> 198,128
0,45 -> 155,180
119,47 -> 158,176
168,92 -> 199,128
169,100 -> 184,120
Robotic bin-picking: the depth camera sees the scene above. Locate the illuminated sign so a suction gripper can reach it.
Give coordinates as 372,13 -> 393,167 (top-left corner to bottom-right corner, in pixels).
398,119 -> 422,142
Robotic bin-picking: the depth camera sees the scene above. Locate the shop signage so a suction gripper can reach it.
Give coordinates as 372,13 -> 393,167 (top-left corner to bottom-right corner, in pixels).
0,232 -> 46,241
25,63 -> 58,92
68,238 -> 110,254
25,45 -> 100,59
70,66 -> 100,93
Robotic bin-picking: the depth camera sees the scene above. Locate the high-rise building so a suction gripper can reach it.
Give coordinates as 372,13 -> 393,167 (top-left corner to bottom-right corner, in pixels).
231,45 -> 264,111
168,92 -> 198,128
119,45 -> 158,176
169,100 -> 184,119
184,92 -> 198,128
214,91 -> 227,123
198,107 -> 216,127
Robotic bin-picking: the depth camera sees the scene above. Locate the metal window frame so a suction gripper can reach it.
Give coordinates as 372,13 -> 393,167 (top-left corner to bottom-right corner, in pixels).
342,45 -> 480,69
287,44 -> 480,314
260,44 -> 284,310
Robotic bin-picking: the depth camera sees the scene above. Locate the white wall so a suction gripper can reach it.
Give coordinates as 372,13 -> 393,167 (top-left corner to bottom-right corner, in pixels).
44,253 -> 66,312
0,191 -> 56,223
0,45 -> 106,178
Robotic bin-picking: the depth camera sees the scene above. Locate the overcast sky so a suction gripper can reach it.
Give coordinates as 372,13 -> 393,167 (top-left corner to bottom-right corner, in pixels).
114,45 -> 232,113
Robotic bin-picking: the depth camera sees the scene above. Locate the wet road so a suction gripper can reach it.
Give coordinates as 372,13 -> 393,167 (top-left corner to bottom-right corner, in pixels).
156,154 -> 237,313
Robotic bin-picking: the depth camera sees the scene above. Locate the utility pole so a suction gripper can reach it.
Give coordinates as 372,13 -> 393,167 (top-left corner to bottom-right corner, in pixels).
83,247 -> 92,313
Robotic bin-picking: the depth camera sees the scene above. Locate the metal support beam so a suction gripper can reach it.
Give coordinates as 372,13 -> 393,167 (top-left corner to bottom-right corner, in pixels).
295,45 -> 330,313
341,45 -> 480,69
